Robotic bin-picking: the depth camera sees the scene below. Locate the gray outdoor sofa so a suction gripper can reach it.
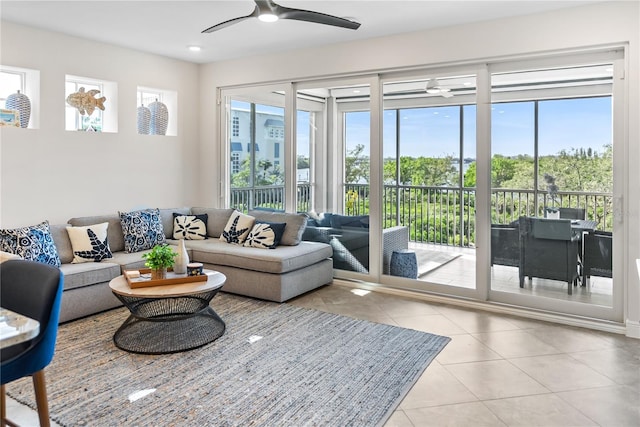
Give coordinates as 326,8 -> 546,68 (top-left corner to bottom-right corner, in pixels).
44,207 -> 333,323
302,212 -> 409,274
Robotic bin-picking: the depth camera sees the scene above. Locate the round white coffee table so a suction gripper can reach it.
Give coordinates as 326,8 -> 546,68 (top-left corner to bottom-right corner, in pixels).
109,270 -> 226,354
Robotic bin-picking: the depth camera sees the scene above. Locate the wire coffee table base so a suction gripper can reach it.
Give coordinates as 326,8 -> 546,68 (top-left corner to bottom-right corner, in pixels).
112,289 -> 225,355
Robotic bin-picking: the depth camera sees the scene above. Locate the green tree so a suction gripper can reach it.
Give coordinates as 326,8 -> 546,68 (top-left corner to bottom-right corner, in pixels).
297,155 -> 309,169
345,144 -> 370,183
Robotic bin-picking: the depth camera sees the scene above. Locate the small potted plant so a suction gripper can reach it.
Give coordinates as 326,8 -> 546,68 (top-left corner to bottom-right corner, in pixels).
142,244 -> 177,280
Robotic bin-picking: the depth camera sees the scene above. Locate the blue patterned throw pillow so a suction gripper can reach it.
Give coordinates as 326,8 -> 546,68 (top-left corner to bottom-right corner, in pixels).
0,220 -> 61,266
119,208 -> 166,253
243,221 -> 287,249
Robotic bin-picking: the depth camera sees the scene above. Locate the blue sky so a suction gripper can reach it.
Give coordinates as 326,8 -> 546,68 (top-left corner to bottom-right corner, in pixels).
351,96 -> 612,159
237,96 -> 613,160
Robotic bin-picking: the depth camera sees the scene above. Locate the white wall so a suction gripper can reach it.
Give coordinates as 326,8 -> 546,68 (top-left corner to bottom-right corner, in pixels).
0,21 -> 200,226
198,1 -> 640,336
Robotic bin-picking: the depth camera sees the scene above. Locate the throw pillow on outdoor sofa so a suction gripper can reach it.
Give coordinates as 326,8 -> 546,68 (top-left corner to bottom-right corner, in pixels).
330,214 -> 369,229
307,211 -> 333,227
119,208 -> 166,253
172,213 -> 208,240
66,222 -> 113,263
220,210 -> 255,244
243,221 -> 287,249
0,220 -> 61,266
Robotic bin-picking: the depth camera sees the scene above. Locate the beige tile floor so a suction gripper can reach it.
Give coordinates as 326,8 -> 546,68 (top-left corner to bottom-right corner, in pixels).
5,281 -> 638,427
288,282 -> 640,427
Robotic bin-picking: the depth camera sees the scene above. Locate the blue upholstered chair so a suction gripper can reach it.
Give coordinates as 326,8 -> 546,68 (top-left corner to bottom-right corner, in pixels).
1,259 -> 64,427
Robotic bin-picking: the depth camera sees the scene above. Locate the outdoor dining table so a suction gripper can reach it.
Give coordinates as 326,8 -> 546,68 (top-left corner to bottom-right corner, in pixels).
570,219 -> 598,234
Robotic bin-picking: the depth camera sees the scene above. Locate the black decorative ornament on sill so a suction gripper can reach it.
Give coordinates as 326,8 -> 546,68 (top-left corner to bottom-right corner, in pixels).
5,90 -> 30,128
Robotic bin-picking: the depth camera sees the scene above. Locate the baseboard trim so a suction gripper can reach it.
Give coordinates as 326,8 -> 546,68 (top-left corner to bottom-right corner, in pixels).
625,320 -> 640,339
332,279 -> 629,337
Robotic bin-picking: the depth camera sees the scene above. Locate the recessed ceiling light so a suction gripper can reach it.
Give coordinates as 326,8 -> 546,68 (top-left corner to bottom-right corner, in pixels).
463,82 -> 472,86
188,46 -> 201,52
353,89 -> 361,93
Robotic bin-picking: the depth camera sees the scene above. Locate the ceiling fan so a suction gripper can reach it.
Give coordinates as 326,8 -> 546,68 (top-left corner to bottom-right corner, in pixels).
202,0 -> 361,33
424,79 -> 454,98
384,78 -> 464,98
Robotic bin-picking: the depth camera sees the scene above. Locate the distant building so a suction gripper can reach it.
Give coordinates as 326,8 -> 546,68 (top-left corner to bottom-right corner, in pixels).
230,106 -> 284,175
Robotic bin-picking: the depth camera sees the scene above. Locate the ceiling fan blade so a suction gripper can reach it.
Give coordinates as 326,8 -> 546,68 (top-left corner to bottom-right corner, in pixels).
202,7 -> 259,33
278,5 -> 360,30
202,0 -> 360,34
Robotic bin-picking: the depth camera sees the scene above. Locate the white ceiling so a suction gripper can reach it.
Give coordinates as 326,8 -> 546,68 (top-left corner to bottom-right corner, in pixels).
1,1 -> 603,64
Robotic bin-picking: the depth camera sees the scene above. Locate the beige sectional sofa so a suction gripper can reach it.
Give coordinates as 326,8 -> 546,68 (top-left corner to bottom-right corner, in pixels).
47,207 -> 333,323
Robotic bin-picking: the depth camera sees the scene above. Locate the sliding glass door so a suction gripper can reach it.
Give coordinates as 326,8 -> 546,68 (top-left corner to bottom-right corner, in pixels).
296,78 -> 374,278
488,53 -> 623,321
219,49 -> 625,323
378,71 -> 478,298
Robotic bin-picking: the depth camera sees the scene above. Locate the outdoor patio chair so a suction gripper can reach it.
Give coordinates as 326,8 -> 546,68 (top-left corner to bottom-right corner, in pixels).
583,230 -> 612,285
518,216 -> 580,295
491,224 -> 520,267
559,207 -> 586,220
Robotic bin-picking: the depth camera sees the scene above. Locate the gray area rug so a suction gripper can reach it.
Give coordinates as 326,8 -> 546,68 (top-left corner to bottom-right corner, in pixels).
415,248 -> 462,277
7,293 -> 450,427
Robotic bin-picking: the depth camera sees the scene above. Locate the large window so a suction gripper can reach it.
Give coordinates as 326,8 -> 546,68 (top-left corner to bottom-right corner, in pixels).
229,100 -> 285,211
0,65 -> 39,129
0,69 -> 24,106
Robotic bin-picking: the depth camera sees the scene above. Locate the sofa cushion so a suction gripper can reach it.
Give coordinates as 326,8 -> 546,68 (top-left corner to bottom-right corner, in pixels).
172,213 -> 208,240
186,239 -> 332,274
220,211 -> 255,244
66,222 -> 113,263
243,221 -> 286,249
249,211 -> 307,246
119,208 -> 166,253
0,221 -> 61,266
107,250 -> 152,271
191,207 -> 234,238
59,262 -> 121,291
49,223 -> 74,264
0,251 -> 21,263
330,237 -> 368,273
158,207 -> 191,239
68,214 -> 125,253
330,214 -> 369,229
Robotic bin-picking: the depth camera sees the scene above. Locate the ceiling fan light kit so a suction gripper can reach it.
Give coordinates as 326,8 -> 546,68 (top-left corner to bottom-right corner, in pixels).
202,0 -> 360,33
258,13 -> 278,23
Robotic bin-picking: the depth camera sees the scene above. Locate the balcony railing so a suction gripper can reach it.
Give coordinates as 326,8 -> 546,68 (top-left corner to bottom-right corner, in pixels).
231,183 -> 613,248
